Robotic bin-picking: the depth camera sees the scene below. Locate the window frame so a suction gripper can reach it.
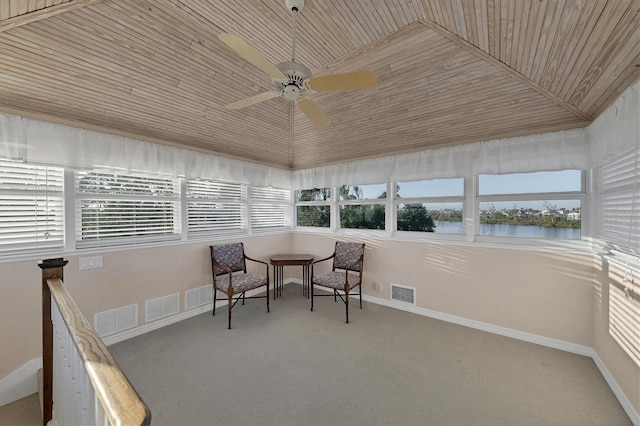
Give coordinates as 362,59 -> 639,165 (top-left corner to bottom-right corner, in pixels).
0,160 -> 65,256
338,183 -> 387,232
294,187 -> 333,229
475,170 -> 586,242
185,178 -> 248,239
394,177 -> 466,237
249,186 -> 292,232
74,169 -> 182,249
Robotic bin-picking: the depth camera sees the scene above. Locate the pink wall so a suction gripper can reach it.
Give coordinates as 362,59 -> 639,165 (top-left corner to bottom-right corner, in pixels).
0,234 -> 291,379
292,233 -> 594,346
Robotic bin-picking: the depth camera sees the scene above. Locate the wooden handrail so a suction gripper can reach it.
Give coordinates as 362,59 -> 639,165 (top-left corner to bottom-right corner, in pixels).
40,257 -> 150,426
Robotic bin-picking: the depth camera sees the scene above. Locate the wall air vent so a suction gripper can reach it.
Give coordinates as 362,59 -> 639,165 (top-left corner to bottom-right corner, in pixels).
185,285 -> 213,310
94,304 -> 138,337
390,283 -> 416,305
145,293 -> 179,323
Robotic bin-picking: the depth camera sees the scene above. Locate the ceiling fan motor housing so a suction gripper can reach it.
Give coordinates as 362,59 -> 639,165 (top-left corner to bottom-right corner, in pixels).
285,0 -> 304,12
275,61 -> 312,100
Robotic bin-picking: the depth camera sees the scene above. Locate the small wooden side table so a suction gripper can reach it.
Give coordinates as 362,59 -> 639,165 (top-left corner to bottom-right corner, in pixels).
270,254 -> 314,299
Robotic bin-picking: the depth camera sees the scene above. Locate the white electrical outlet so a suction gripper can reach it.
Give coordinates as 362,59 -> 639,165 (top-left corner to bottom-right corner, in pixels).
79,255 -> 104,270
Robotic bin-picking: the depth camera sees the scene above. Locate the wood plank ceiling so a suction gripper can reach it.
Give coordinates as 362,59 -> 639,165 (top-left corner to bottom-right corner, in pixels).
0,0 -> 639,170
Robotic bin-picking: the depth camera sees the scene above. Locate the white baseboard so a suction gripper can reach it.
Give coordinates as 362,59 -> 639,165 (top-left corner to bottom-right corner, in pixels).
591,351 -> 640,426
0,358 -> 42,407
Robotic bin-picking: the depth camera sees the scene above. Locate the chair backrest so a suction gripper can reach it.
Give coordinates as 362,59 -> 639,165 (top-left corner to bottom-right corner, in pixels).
211,243 -> 246,276
333,241 -> 365,272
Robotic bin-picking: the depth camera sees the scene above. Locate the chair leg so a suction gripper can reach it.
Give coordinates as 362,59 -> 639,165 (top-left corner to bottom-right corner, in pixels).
212,286 -> 217,316
227,288 -> 233,329
334,289 -> 337,302
266,283 -> 270,313
345,289 -> 349,323
310,282 -> 314,312
359,284 -> 363,309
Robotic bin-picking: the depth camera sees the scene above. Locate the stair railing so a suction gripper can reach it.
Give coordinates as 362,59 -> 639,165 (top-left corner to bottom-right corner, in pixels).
40,258 -> 151,426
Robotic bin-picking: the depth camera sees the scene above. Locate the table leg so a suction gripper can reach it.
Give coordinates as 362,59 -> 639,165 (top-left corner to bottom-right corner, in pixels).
303,265 -> 309,298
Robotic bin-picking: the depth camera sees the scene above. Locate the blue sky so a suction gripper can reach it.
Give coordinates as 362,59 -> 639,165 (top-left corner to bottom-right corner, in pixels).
352,170 -> 582,210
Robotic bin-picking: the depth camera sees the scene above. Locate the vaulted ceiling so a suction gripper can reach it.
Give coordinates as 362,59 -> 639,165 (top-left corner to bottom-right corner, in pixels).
1,0 -> 639,170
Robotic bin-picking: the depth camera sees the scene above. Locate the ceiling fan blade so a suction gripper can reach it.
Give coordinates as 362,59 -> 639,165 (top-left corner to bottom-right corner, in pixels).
226,91 -> 280,110
308,70 -> 378,92
218,34 -> 287,80
298,98 -> 331,128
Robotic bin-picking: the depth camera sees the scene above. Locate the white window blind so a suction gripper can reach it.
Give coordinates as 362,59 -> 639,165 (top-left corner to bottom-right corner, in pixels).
186,179 -> 247,236
250,187 -> 291,230
596,147 -> 640,254
0,161 -> 64,254
75,170 -> 180,247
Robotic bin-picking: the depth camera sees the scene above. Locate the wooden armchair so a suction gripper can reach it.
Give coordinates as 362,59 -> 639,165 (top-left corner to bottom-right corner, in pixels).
310,241 -> 365,323
210,243 -> 269,329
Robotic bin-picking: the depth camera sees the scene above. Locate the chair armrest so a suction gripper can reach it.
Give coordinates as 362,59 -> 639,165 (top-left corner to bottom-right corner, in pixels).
244,255 -> 269,281
244,255 -> 268,267
312,253 -> 335,266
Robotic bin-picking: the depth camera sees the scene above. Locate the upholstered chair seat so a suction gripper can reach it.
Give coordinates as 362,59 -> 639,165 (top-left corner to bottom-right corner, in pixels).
312,271 -> 361,290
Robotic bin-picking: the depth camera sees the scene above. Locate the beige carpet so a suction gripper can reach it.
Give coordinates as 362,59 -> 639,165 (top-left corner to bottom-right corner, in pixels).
108,284 -> 630,425
0,394 -> 41,426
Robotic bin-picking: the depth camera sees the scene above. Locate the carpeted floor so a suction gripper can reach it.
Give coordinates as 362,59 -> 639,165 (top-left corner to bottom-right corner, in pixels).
108,284 -> 631,426
0,394 -> 41,426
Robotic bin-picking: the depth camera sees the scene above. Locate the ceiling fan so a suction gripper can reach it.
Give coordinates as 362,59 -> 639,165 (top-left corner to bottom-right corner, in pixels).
218,0 -> 378,128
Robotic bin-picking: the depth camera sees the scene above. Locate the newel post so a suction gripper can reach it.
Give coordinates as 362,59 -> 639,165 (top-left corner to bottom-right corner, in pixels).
38,258 -> 68,426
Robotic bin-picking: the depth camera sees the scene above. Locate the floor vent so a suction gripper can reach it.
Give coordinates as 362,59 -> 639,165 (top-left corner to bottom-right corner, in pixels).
94,304 -> 138,337
390,284 -> 416,305
185,285 -> 213,310
145,293 -> 179,323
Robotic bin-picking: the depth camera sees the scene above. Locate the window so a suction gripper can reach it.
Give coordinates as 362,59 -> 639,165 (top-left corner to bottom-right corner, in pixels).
186,179 -> 246,236
75,170 -> 180,247
295,188 -> 331,228
339,183 -> 386,230
250,186 -> 291,231
595,147 -> 640,254
396,178 -> 464,234
477,170 -> 583,239
0,160 -> 64,255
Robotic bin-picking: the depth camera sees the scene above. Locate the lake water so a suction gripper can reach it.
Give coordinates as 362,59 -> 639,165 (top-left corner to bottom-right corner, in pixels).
432,221 -> 581,240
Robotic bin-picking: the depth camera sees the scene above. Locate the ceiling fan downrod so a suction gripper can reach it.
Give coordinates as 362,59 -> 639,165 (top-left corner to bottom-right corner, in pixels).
285,0 -> 304,62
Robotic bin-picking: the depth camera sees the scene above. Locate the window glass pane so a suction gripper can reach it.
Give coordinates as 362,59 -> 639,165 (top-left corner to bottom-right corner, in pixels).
339,184 -> 387,200
397,178 -> 463,198
186,179 -> 246,235
0,161 -> 64,254
397,202 -> 463,234
250,186 -> 291,230
297,205 -> 330,227
296,188 -> 332,202
340,204 -> 385,229
479,170 -> 581,195
76,171 -> 180,245
479,200 -> 581,239
596,147 -> 640,253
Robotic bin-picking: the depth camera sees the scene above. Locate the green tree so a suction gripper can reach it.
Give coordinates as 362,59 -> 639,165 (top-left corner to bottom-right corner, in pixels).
397,204 -> 436,232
